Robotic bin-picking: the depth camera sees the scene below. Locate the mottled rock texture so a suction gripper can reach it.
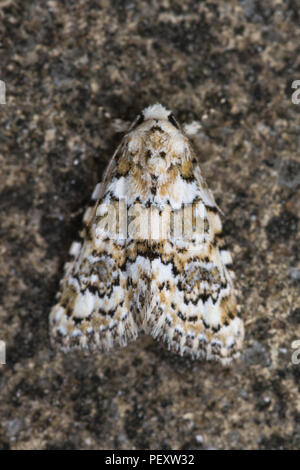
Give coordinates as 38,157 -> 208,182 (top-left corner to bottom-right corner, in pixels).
0,0 -> 299,450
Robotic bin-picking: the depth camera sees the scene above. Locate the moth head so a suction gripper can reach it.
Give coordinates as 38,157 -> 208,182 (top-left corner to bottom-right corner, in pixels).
129,104 -> 181,133
126,104 -> 187,169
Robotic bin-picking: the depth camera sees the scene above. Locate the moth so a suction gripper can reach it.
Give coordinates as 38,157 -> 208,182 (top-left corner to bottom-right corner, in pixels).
49,104 -> 244,364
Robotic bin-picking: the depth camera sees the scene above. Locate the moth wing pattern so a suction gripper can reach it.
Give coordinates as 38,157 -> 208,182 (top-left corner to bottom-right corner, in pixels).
143,162 -> 244,364
49,179 -> 139,352
49,103 -> 244,364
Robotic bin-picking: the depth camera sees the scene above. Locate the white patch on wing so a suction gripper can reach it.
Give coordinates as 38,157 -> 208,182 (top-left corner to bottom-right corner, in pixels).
73,290 -> 96,318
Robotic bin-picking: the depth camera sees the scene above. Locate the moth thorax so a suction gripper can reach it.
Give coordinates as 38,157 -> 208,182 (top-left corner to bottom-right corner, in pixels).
146,150 -> 168,174
148,129 -> 168,149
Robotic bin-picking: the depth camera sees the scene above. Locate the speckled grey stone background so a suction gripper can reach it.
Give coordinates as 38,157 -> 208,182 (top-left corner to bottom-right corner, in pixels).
0,0 -> 299,450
